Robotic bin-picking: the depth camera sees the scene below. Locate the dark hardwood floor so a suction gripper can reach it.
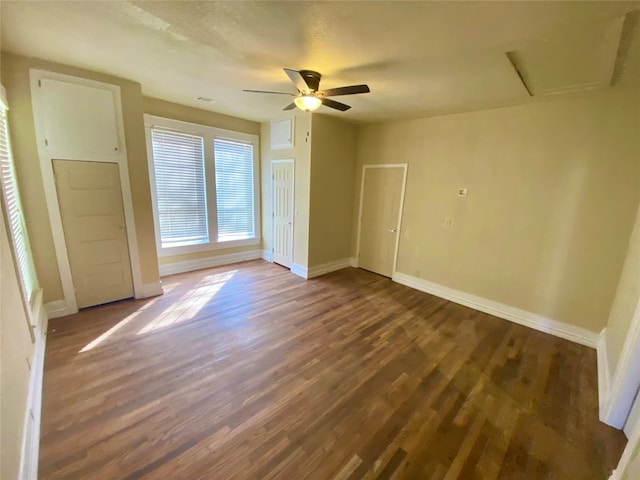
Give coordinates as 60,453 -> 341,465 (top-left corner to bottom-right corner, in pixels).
39,261 -> 626,479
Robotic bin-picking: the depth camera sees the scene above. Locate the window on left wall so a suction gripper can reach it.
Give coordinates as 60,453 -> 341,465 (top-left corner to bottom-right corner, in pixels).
0,85 -> 40,316
145,114 -> 260,257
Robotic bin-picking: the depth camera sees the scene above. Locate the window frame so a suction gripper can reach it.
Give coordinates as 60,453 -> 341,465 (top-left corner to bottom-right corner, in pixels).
0,84 -> 40,333
144,114 -> 261,257
150,128 -> 209,249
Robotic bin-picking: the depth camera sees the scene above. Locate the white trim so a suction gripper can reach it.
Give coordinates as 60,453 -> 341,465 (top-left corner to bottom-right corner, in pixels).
159,249 -> 263,276
626,393 -> 640,438
601,295 -> 640,428
271,159 -> 295,269
28,289 -> 46,338
154,238 -> 261,258
44,299 -> 73,319
609,401 -> 640,480
0,84 -> 7,110
29,69 -> 144,314
290,263 -> 308,279
18,296 -> 47,480
349,257 -> 358,268
270,117 -> 295,150
307,258 -> 352,279
392,272 -> 599,348
355,164 -> 408,278
262,250 -> 273,262
138,282 -> 164,298
598,328 -> 611,417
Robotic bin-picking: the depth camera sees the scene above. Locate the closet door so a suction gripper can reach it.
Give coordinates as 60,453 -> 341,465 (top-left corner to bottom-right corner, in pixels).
53,160 -> 133,308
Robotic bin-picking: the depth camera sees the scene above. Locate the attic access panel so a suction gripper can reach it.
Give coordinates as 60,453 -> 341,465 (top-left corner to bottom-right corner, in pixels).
271,117 -> 294,150
38,78 -> 121,155
507,16 -> 625,96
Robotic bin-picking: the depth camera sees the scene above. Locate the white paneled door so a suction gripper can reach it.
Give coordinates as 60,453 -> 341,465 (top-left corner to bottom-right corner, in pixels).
358,165 -> 406,278
53,160 -> 134,308
272,160 -> 294,268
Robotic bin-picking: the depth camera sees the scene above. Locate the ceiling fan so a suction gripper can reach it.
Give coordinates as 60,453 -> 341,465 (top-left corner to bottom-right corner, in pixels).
243,68 -> 370,112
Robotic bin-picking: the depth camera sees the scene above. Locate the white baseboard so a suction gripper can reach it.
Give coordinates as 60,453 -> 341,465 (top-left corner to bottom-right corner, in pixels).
290,263 -> 308,279
392,272 -> 599,348
137,281 -> 163,298
18,298 -> 48,480
598,328 -> 611,419
291,258 -> 354,280
600,298 -> 640,429
307,258 -> 352,279
159,249 -> 263,276
349,257 -> 358,268
44,300 -> 74,319
262,250 -> 273,262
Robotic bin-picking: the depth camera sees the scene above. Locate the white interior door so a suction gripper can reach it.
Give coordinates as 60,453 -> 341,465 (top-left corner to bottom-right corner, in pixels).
272,160 -> 294,268
357,165 -> 406,278
53,160 -> 134,308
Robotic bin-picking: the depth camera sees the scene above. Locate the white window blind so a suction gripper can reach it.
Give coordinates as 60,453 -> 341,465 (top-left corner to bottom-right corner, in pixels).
151,128 -> 208,248
213,138 -> 255,242
0,97 -> 39,304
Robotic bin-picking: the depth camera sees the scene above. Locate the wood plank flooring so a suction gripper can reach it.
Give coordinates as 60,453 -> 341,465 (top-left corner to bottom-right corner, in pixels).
39,261 -> 626,479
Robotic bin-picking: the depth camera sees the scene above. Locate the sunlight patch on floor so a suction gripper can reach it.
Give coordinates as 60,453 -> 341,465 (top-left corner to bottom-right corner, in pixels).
79,296 -> 163,353
137,270 -> 236,334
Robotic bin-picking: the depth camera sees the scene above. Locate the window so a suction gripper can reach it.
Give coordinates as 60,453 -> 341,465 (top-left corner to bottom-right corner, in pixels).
145,115 -> 260,256
0,85 -> 39,308
214,139 -> 255,242
151,129 -> 208,248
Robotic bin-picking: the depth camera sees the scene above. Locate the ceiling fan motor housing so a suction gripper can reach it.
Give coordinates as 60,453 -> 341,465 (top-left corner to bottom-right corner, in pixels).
299,70 -> 322,92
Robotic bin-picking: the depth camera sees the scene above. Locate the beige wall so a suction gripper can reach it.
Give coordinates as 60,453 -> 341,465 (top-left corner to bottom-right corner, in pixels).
144,97 -> 260,136
261,112 -> 312,267
144,97 -> 262,266
354,87 -> 640,332
0,206 -> 34,479
308,114 -> 357,266
157,245 -> 260,266
0,53 -> 160,302
606,202 -> 640,374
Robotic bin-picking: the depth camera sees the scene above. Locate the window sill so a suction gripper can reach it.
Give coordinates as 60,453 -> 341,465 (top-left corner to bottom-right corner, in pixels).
157,237 -> 261,258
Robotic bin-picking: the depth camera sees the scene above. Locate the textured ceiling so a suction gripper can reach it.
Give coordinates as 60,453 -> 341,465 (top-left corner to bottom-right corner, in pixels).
1,1 -> 639,123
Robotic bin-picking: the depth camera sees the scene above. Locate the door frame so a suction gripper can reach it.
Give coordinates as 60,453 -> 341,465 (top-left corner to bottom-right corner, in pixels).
601,295 -> 640,429
610,397 -> 640,479
355,163 -> 408,276
271,159 -> 295,267
30,70 -> 143,316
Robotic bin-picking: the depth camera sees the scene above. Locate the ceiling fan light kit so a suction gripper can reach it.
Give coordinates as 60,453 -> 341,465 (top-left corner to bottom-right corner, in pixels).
294,95 -> 322,111
244,68 -> 371,113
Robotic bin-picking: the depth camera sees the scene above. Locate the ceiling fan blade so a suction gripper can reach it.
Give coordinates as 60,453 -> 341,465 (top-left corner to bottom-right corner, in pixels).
283,102 -> 296,111
321,98 -> 351,111
318,84 -> 370,97
243,89 -> 295,95
284,68 -> 311,93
